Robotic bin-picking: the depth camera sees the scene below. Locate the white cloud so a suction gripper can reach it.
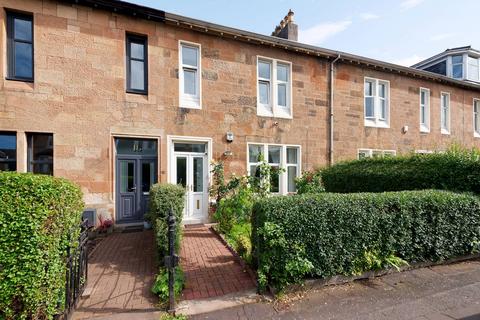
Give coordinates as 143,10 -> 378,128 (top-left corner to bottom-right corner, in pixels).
430,33 -> 456,41
400,0 -> 425,10
391,54 -> 425,67
299,20 -> 352,45
360,13 -> 380,21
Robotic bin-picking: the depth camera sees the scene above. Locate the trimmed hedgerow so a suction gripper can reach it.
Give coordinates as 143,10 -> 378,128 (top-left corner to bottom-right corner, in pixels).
0,172 -> 84,319
252,191 -> 480,291
322,148 -> 480,193
147,183 -> 186,259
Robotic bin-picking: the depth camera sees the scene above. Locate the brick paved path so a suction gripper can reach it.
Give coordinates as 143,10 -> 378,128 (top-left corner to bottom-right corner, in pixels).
181,225 -> 256,300
72,230 -> 158,319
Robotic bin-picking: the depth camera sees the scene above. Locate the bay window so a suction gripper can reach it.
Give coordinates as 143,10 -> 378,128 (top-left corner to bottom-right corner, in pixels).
451,55 -> 463,79
247,143 -> 300,194
257,57 -> 292,118
179,41 -> 201,109
468,57 -> 479,82
364,78 -> 390,128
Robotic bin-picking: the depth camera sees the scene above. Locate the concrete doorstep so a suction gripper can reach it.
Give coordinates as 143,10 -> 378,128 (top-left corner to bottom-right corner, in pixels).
176,289 -> 264,316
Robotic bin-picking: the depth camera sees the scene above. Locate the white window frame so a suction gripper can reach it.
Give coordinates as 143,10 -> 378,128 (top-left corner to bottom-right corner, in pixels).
364,77 -> 390,128
467,56 -> 480,82
256,56 -> 293,119
247,143 -> 301,195
357,149 -> 396,159
179,41 -> 202,109
440,92 -> 450,135
474,98 -> 480,138
419,87 -> 430,133
415,150 -> 434,155
450,54 -> 464,80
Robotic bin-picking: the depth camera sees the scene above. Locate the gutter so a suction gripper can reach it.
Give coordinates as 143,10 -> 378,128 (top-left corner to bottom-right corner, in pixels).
329,54 -> 341,166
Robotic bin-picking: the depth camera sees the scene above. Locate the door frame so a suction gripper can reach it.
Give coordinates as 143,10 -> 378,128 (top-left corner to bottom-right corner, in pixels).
113,135 -> 160,225
167,135 -> 212,224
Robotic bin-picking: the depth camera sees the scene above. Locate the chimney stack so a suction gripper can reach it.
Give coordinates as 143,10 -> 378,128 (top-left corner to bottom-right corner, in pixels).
271,9 -> 298,41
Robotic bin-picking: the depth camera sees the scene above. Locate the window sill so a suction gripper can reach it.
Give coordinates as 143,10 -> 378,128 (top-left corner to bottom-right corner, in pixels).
126,89 -> 148,95
441,129 -> 450,135
5,77 -> 34,83
474,132 -> 480,138
364,120 -> 390,129
256,106 -> 293,119
420,126 -> 430,133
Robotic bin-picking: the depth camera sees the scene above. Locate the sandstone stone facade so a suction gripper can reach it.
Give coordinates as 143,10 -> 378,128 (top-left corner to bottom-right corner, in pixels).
1,0 -> 479,223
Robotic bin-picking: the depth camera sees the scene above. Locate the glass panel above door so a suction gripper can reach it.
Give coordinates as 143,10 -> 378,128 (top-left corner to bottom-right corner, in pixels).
174,143 -> 206,153
193,157 -> 203,192
116,138 -> 157,156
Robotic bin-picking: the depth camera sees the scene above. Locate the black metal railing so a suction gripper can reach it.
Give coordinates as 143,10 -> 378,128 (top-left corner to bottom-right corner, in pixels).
63,220 -> 89,319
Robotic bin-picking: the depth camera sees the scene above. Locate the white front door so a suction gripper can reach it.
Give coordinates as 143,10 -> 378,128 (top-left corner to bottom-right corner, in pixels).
173,152 -> 208,223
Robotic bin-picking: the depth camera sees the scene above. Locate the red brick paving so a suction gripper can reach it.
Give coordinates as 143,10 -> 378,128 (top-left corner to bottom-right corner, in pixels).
180,225 -> 256,300
72,230 -> 158,319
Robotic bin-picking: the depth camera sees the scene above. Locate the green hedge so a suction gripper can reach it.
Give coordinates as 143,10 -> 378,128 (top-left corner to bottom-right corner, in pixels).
0,172 -> 84,319
252,191 -> 480,291
147,183 -> 186,259
322,149 -> 480,193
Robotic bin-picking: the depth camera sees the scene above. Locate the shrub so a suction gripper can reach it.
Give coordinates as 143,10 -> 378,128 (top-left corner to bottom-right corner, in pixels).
295,169 -> 324,194
322,147 -> 480,193
223,222 -> 253,264
252,190 -> 480,291
151,267 -> 184,306
148,183 -> 186,259
0,172 -> 84,319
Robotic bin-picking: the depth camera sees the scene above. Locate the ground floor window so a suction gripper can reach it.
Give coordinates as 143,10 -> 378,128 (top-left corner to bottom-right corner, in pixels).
247,143 -> 300,194
27,132 -> 53,175
0,132 -> 16,171
358,149 -> 396,159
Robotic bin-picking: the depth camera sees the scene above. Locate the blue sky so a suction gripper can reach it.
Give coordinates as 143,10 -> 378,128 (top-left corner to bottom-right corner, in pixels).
132,0 -> 480,66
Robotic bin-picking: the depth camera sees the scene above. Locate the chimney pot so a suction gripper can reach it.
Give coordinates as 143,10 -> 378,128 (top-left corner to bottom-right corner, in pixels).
271,10 -> 298,41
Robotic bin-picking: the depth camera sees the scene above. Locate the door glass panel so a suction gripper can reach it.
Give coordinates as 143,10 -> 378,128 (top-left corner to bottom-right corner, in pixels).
142,161 -> 155,193
116,139 -> 157,155
120,161 -> 135,193
193,157 -> 203,192
176,157 -> 187,188
174,143 -> 206,153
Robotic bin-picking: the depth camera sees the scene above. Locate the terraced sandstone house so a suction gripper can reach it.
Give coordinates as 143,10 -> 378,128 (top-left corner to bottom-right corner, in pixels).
1,0 -> 479,225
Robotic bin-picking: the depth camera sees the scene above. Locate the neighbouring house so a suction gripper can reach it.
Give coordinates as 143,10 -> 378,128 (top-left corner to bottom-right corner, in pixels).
1,0 -> 479,226
412,46 -> 480,83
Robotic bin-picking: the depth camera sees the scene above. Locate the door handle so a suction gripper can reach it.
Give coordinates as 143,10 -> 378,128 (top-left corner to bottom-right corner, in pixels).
130,186 -> 137,192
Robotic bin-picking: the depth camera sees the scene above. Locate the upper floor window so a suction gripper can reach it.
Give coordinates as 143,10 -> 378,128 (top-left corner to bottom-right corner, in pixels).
468,57 -> 479,82
179,41 -> 201,109
257,57 -> 292,119
0,132 -> 16,171
419,88 -> 430,133
451,55 -> 463,79
27,133 -> 53,175
474,99 -> 480,137
364,78 -> 389,128
247,143 -> 300,194
6,11 -> 33,81
126,34 -> 148,94
441,92 -> 450,134
358,149 -> 396,159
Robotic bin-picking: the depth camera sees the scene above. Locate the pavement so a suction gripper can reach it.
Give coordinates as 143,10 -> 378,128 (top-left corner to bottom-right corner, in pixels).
190,258 -> 480,320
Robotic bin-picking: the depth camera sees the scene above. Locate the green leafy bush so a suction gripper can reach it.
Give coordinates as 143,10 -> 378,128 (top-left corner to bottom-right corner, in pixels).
0,172 -> 84,319
223,222 -> 253,264
295,169 -> 324,194
151,267 -> 184,305
148,183 -> 186,259
322,147 -> 480,193
252,190 -> 480,291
